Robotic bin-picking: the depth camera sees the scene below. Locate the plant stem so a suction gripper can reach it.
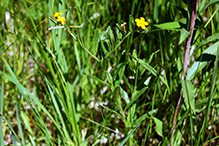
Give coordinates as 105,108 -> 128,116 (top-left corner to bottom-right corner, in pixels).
171,0 -> 198,139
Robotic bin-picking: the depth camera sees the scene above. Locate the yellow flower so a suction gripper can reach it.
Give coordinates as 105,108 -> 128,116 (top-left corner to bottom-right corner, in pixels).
52,11 -> 65,25
135,17 -> 149,30
52,12 -> 63,19
57,16 -> 66,25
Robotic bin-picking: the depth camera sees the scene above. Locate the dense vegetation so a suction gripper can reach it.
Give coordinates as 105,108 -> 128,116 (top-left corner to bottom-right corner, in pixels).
1,0 -> 219,145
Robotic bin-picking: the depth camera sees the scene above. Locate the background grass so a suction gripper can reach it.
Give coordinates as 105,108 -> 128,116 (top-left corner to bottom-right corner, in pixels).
0,0 -> 219,145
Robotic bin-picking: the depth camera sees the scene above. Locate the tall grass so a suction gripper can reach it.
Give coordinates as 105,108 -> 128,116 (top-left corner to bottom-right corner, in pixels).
0,0 -> 219,145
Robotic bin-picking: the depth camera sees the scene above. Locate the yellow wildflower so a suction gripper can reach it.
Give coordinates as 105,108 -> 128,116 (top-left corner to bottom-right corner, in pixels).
52,12 -> 65,25
135,17 -> 149,30
57,16 -> 66,25
52,12 -> 63,19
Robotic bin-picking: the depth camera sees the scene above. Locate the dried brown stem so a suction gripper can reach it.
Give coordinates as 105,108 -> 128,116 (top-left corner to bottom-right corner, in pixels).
48,23 -> 83,30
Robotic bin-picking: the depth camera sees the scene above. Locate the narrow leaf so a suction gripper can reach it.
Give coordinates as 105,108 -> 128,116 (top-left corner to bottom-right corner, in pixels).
179,28 -> 191,44
181,80 -> 195,114
196,33 -> 219,49
187,42 -> 219,80
199,0 -> 219,13
92,28 -> 99,54
154,22 -> 181,30
119,125 -> 139,146
152,117 -> 163,137
135,57 -> 170,93
124,86 -> 148,111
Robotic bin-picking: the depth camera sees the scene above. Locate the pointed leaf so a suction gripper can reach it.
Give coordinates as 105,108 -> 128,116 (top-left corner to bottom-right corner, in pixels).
152,117 -> 163,137
181,80 -> 195,114
129,15 -> 135,31
124,86 -> 148,111
154,22 -> 181,30
199,0 -> 219,13
135,57 -> 170,93
179,28 -> 191,44
119,125 -> 139,146
116,23 -> 126,36
196,33 -> 219,49
92,28 -> 99,54
187,42 -> 219,80
120,87 -> 130,104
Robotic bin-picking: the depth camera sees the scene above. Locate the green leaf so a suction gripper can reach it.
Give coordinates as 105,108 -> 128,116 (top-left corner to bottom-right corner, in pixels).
135,57 -> 170,93
179,28 -> 191,45
92,28 -> 99,54
81,19 -> 89,35
120,87 -> 130,104
202,41 -> 219,55
128,50 -> 137,73
181,80 -> 195,114
151,117 -> 163,137
100,103 -> 125,122
89,74 -> 111,87
114,86 -> 120,98
74,40 -> 81,71
195,96 -> 218,109
129,15 -> 135,31
200,46 -> 219,141
114,62 -> 127,87
128,56 -> 136,72
1,59 -> 66,142
196,33 -> 219,49
124,86 -> 148,111
81,135 -> 93,146
119,125 -> 139,146
172,130 -> 182,146
49,15 -> 58,24
127,104 -> 136,127
187,42 -> 219,80
78,30 -> 85,48
153,0 -> 159,22
0,70 -> 4,146
0,116 -> 24,146
199,0 -> 219,13
116,23 -> 126,36
199,0 -> 207,13
16,104 -> 25,144
108,27 -> 115,49
133,109 -> 158,126
187,61 -> 208,81
102,57 -> 109,71
154,22 -> 181,30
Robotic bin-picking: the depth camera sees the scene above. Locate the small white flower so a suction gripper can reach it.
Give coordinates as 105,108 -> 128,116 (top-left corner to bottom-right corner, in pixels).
90,101 -> 94,108
91,13 -> 100,20
5,11 -> 10,22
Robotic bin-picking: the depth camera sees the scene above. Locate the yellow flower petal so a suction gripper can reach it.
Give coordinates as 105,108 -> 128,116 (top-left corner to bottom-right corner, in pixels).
135,18 -> 140,23
141,25 -> 146,29
140,17 -> 145,21
52,12 -> 64,20
57,16 -> 65,25
53,12 -> 60,19
135,17 -> 149,30
144,21 -> 149,26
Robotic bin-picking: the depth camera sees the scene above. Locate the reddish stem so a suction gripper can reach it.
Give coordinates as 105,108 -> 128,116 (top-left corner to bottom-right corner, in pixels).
171,0 -> 199,138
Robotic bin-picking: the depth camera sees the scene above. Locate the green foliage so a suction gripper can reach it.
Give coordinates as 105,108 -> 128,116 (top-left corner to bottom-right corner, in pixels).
1,0 -> 219,145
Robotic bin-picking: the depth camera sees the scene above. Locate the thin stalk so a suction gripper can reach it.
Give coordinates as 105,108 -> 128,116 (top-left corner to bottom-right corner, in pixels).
171,0 -> 198,139
48,24 -> 84,30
